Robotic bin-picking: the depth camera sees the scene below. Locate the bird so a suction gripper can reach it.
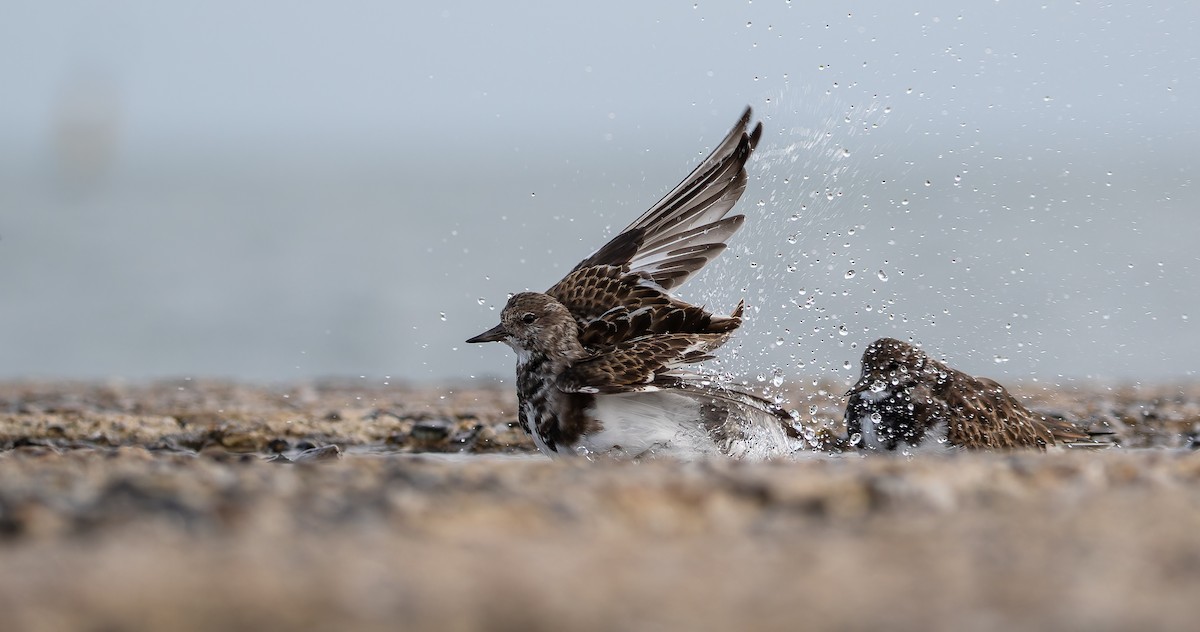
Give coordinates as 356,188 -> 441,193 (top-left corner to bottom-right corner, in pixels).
844,337 -> 1091,452
467,108 -> 807,460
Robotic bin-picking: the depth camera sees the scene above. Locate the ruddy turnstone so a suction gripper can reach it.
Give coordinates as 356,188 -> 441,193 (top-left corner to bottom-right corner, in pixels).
468,108 -> 805,459
844,337 -> 1089,452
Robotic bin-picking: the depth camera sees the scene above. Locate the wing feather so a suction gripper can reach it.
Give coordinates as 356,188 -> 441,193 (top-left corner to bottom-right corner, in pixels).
557,333 -> 730,394
545,108 -> 761,355
552,107 -> 762,293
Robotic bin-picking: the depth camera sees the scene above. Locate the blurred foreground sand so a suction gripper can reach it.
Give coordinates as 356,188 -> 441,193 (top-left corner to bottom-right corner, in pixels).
1,380 -> 1198,631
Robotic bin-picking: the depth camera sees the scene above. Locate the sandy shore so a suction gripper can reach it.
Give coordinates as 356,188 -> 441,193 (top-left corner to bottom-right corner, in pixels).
1,379 -> 1199,631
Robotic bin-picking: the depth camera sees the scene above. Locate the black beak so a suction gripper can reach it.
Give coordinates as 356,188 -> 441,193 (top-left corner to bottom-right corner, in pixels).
466,323 -> 507,344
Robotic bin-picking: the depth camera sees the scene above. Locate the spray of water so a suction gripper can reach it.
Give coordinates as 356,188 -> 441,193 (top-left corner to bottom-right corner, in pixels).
693,87 -> 893,409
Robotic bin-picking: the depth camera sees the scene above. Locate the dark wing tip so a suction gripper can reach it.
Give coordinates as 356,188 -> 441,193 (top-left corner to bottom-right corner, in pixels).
730,299 -> 745,319
734,106 -> 762,151
736,106 -> 752,129
748,120 -> 764,150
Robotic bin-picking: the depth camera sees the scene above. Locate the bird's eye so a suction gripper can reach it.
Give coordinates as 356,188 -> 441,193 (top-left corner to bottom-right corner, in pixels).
522,312 -> 537,324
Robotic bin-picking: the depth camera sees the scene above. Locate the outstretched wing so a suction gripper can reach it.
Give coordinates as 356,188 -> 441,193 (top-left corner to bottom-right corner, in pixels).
557,333 -> 730,394
546,107 -> 762,349
562,107 -> 762,290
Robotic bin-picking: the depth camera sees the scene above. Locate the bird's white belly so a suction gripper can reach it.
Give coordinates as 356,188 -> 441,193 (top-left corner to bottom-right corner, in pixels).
578,390 -> 805,460
578,391 -> 722,460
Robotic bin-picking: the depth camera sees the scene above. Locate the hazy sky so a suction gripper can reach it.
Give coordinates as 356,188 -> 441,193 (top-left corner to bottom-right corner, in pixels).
5,2 -> 1195,145
1,2 -> 1197,384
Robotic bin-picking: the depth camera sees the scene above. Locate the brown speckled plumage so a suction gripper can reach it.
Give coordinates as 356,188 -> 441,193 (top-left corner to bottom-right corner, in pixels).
845,338 -> 1088,451
558,332 -> 734,394
468,108 -> 794,458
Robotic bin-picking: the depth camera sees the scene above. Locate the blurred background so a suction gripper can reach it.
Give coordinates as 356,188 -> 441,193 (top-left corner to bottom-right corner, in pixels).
1,1 -> 1197,385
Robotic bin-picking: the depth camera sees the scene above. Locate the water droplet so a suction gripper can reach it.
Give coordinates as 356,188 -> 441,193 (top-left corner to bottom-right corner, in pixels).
993,356 -> 1009,364
771,370 -> 785,387
477,298 -> 485,305
439,312 -> 446,322
877,270 -> 888,282
844,270 -> 856,279
841,148 -> 851,157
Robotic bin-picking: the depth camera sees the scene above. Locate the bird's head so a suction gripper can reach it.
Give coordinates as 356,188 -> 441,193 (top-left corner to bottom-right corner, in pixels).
849,337 -> 947,395
466,292 -> 580,358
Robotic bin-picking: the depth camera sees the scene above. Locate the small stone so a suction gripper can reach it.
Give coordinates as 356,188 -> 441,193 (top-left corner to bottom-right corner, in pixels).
291,444 -> 342,463
410,420 -> 453,450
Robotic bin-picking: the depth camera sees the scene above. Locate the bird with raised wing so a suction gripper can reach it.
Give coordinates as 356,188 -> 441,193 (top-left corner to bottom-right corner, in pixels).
468,108 -> 806,459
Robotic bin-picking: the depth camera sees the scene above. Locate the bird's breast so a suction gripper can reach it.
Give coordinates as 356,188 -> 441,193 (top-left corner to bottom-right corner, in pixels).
514,354 -> 596,457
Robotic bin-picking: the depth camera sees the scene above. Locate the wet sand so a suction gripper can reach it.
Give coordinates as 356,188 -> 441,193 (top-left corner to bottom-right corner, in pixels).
1,379 -> 1199,631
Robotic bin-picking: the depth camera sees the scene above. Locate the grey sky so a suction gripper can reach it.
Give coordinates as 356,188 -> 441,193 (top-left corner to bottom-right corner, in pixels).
1,2 -> 1197,384
5,2 -> 1194,144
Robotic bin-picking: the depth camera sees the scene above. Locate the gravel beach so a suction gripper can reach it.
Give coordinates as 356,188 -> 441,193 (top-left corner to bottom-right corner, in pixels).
1,379 -> 1199,631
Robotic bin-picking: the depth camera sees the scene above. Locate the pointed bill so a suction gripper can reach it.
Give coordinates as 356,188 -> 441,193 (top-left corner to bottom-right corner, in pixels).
466,323 -> 507,344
